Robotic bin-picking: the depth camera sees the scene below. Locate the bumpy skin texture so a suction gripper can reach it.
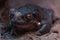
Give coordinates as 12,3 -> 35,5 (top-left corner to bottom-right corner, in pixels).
1,4 -> 53,39
8,4 -> 53,35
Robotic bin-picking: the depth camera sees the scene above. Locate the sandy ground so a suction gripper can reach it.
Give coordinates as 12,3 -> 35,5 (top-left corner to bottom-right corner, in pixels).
1,0 -> 60,40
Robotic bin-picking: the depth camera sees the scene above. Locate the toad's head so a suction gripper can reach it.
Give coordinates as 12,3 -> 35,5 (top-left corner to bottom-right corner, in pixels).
9,5 -> 42,34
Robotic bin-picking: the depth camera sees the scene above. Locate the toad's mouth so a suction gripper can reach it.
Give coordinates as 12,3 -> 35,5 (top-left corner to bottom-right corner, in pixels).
13,20 -> 41,32
14,21 -> 29,25
13,19 -> 41,28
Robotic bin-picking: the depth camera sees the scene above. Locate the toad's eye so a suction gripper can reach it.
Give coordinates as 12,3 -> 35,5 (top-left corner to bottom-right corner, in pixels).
26,13 -> 34,20
21,13 -> 34,22
26,14 -> 33,19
